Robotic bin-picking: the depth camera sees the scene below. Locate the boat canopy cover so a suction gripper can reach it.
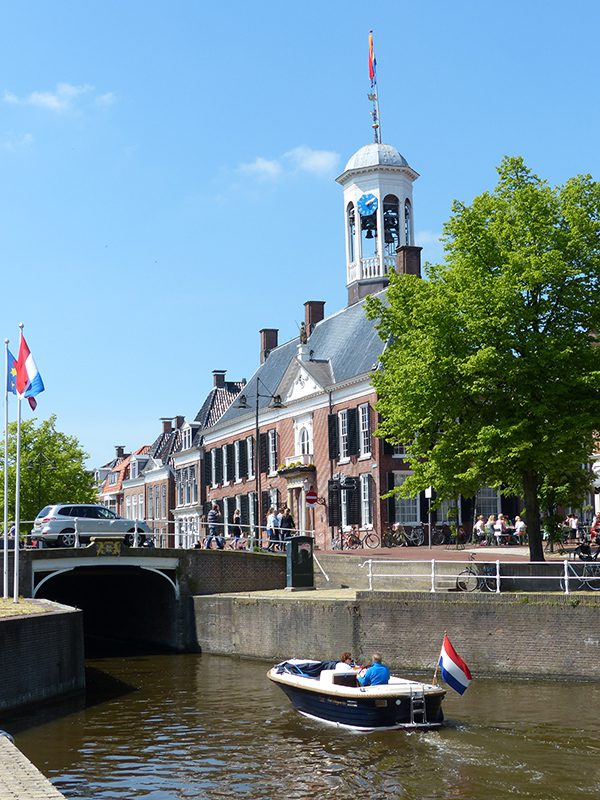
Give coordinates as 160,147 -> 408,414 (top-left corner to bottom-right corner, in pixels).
275,660 -> 338,677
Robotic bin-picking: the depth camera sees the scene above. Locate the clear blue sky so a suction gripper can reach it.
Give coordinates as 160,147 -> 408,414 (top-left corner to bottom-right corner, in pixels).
1,1 -> 598,467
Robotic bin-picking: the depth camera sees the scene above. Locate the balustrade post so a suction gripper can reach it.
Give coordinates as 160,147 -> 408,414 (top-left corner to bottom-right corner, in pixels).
495,560 -> 501,593
430,559 -> 436,593
74,518 -> 80,549
563,560 -> 570,595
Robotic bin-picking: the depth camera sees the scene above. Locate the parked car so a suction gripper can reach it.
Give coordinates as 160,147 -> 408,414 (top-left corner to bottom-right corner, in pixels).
31,504 -> 152,548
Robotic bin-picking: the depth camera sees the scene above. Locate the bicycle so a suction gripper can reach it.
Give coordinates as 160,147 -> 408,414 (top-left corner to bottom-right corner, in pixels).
559,558 -> 600,591
421,524 -> 449,546
332,526 -> 380,549
456,553 -> 497,592
382,523 -> 423,547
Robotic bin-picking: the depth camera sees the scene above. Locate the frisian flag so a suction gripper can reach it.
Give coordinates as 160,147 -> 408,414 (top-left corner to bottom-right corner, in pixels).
15,333 -> 44,410
438,634 -> 472,695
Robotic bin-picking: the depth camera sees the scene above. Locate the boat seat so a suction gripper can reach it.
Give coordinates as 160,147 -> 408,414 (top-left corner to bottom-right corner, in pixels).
319,669 -> 336,684
332,672 -> 358,687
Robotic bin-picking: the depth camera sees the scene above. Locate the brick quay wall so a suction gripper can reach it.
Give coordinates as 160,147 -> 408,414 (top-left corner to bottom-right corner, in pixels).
192,591 -> 600,680
0,602 -> 85,712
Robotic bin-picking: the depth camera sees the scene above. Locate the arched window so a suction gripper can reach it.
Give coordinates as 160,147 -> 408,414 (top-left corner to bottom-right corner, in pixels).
346,202 -> 356,262
383,194 -> 400,256
299,427 -> 310,455
404,200 -> 412,246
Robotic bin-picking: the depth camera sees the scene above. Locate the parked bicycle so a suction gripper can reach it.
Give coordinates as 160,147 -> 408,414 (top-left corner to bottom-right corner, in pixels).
559,559 -> 600,591
381,523 -> 424,547
332,526 -> 380,550
421,523 -> 450,546
456,553 -> 497,592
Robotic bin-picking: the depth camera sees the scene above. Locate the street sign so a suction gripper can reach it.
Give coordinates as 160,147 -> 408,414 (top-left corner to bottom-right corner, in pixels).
306,490 -> 318,506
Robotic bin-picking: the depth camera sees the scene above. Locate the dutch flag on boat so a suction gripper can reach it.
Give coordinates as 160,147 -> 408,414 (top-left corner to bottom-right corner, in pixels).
438,635 -> 472,695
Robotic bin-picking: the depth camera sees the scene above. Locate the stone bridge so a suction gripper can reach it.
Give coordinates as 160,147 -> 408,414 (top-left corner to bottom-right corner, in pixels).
3,544 -> 286,651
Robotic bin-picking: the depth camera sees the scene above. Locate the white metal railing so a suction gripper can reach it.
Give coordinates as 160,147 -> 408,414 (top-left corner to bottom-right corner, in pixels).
358,558 -> 595,594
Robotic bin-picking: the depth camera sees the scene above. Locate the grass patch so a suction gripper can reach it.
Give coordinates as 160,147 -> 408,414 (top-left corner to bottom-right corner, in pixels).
0,598 -> 52,618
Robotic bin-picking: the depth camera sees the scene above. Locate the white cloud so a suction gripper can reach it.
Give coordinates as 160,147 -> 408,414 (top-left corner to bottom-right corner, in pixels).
238,145 -> 339,181
3,83 -> 113,113
238,156 -> 282,179
96,92 -> 116,108
0,132 -> 34,150
416,229 -> 444,263
283,146 -> 340,176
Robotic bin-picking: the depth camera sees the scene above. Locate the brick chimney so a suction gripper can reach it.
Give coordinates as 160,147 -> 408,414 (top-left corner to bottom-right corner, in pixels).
304,300 -> 325,336
115,445 -> 125,458
395,245 -> 422,278
213,370 -> 226,388
160,418 -> 173,434
260,329 -> 278,364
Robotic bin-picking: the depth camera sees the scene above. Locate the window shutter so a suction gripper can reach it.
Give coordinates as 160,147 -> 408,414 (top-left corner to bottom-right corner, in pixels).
382,439 -> 394,455
226,443 -> 235,482
259,433 -> 269,474
240,495 -> 250,526
273,430 -> 278,469
203,451 -> 212,486
214,448 -> 223,484
239,440 -> 248,478
260,491 -> 268,523
252,493 -> 258,526
328,480 -> 341,527
328,414 -> 339,461
347,407 -> 359,456
347,484 -> 361,525
387,472 -> 396,524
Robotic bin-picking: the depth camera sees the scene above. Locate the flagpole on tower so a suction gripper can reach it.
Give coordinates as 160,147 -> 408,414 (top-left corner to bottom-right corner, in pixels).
13,324 -> 23,603
3,338 -> 9,599
368,30 -> 382,144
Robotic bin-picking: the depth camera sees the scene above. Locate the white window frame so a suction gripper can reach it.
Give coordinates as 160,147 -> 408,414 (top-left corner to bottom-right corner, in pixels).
222,445 -> 229,485
339,410 -> 349,461
191,467 -> 198,503
211,450 -> 217,488
223,497 -> 230,537
341,489 -> 349,530
393,444 -> 406,458
132,494 -> 138,520
436,497 -> 462,526
268,430 -> 277,475
138,493 -> 144,521
360,473 -> 373,528
234,441 -> 241,482
475,486 -> 501,519
359,404 -> 371,458
393,472 -> 420,525
125,496 -> 131,518
299,427 -> 310,456
247,437 -> 254,479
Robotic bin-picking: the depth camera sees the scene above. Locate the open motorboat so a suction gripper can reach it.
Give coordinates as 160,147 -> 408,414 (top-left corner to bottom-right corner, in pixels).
268,659 -> 445,732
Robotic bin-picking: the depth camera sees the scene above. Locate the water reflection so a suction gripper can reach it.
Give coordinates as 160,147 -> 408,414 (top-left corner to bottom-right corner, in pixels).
8,652 -> 600,799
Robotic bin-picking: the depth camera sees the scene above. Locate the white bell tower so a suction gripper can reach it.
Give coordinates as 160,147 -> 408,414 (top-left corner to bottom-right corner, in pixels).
336,143 -> 420,305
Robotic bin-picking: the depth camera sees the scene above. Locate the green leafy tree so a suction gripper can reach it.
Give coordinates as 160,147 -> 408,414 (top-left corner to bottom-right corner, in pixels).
1,415 -> 96,530
366,156 -> 600,562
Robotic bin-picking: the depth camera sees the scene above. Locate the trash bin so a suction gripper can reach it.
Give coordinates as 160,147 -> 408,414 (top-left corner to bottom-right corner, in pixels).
285,535 -> 314,590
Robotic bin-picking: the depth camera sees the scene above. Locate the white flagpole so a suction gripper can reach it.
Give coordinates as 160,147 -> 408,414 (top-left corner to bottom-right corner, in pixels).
13,324 -> 23,604
3,338 -> 9,599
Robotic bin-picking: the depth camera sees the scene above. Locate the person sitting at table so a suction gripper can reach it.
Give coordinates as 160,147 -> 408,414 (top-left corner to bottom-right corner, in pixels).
494,514 -> 507,545
590,514 -> 600,542
473,515 -> 486,543
514,515 -> 527,543
485,515 -> 496,543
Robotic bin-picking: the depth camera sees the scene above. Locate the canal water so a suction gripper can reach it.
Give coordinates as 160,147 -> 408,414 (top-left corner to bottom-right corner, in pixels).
6,649 -> 600,800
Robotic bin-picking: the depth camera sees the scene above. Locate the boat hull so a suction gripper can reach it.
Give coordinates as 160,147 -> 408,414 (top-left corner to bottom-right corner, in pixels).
269,670 -> 445,732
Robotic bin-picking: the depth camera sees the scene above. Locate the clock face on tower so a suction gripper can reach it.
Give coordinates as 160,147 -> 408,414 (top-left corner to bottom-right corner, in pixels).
357,193 -> 378,216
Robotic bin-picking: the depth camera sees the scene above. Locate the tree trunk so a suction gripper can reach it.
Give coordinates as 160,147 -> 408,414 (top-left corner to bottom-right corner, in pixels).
523,470 -> 544,562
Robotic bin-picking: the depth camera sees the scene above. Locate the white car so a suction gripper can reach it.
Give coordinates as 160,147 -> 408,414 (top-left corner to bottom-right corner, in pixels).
31,504 -> 152,547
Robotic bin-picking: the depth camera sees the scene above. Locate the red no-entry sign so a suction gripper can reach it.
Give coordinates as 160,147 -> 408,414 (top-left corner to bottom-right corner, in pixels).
305,490 -> 318,506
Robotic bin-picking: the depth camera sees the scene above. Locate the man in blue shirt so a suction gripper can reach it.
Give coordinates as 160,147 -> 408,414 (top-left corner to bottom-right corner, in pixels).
358,653 -> 390,686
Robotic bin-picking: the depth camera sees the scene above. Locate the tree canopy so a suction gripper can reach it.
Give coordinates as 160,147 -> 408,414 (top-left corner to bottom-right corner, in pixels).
1,415 -> 96,529
366,156 -> 600,561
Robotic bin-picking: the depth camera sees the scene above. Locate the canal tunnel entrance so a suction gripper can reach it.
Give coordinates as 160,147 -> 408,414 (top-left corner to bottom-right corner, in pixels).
35,565 -> 180,653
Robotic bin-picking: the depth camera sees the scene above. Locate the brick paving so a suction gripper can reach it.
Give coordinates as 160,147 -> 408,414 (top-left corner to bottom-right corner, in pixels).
317,542 -> 533,561
0,736 -> 65,799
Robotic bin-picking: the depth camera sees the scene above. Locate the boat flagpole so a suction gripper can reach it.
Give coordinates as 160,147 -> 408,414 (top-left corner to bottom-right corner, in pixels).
432,631 -> 446,685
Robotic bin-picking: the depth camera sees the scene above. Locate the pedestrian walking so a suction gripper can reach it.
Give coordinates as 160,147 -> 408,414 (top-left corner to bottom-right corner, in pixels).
205,504 -> 224,550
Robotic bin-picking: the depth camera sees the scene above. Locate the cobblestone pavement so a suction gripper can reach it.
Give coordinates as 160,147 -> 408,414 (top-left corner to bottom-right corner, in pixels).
0,735 -> 65,799
317,543 -> 532,561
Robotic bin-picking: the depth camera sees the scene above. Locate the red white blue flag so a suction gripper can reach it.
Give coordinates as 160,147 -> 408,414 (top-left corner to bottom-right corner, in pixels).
15,333 -> 44,411
438,635 -> 472,695
368,31 -> 377,86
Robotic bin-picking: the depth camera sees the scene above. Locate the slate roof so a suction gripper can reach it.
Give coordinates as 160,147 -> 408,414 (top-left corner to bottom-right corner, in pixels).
211,294 -> 385,431
100,445 -> 150,495
148,428 -> 182,463
190,380 -> 246,444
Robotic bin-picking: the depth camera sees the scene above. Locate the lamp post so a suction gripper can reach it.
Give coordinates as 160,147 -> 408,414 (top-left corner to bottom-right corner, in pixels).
236,377 -> 284,547
26,454 -> 57,513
